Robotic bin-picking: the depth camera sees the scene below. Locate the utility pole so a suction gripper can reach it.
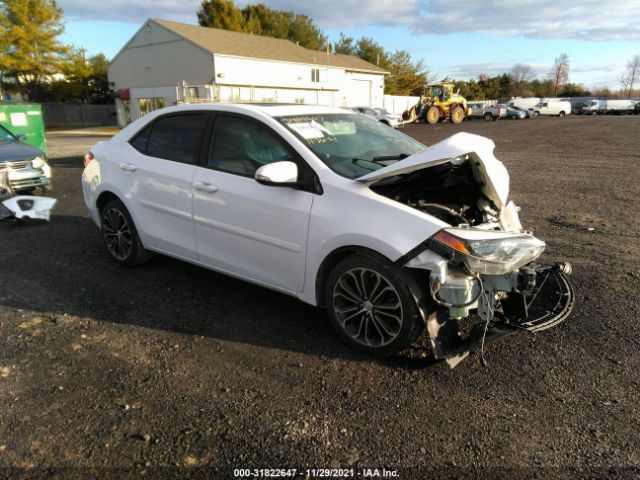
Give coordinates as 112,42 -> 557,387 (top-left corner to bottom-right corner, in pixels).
80,46 -> 88,104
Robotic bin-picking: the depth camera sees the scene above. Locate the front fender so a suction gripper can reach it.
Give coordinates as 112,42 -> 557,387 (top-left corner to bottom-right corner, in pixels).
298,180 -> 447,305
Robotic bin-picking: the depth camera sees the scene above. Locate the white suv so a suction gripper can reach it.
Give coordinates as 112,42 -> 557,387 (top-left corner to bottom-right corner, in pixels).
82,104 -> 573,367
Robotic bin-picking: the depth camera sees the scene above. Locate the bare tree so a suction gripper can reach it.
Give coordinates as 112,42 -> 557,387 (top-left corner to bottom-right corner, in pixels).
548,53 -> 570,96
510,63 -> 535,96
511,63 -> 535,83
619,55 -> 640,98
619,70 -> 631,97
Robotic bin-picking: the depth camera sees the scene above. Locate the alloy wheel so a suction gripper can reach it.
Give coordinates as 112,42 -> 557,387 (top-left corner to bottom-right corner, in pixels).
102,208 -> 133,260
332,268 -> 404,347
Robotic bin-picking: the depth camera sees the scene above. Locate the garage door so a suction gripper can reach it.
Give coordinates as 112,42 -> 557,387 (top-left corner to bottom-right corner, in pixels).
346,79 -> 371,107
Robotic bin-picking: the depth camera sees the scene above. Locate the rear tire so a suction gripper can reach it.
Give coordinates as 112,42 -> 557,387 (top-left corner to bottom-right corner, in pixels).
483,112 -> 493,121
559,111 -> 565,117
325,254 -> 424,357
101,198 -> 152,266
450,106 -> 464,124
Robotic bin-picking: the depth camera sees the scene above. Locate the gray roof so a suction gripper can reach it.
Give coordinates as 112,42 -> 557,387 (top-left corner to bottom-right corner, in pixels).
152,19 -> 387,75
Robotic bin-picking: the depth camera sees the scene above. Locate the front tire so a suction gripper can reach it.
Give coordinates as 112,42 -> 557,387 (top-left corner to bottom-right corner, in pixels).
101,198 -> 152,266
483,112 -> 493,121
325,255 -> 424,357
426,106 -> 440,125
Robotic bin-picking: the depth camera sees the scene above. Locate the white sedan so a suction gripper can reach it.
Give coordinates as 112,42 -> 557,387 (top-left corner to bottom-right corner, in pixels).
82,104 -> 573,367
351,106 -> 404,128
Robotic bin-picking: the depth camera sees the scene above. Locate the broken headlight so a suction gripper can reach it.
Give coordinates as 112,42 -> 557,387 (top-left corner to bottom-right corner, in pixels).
432,228 -> 545,275
31,156 -> 45,169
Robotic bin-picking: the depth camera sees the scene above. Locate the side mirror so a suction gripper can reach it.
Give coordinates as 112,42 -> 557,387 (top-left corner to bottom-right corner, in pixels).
16,134 -> 27,142
255,161 -> 298,186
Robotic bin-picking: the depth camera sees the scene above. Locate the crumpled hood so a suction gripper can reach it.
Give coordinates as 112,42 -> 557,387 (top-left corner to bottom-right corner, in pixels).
356,132 -> 510,209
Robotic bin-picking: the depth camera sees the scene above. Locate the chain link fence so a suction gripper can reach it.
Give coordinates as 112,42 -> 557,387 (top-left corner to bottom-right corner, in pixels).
42,103 -> 117,128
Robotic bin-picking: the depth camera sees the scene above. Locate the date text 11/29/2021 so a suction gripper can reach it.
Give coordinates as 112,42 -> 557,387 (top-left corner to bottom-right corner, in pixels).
233,468 -> 399,477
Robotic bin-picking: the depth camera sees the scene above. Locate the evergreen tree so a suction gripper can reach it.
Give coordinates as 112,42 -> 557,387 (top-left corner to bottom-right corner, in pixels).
197,1 -> 328,50
287,13 -> 327,50
385,50 -> 428,96
333,33 -> 355,55
355,37 -> 390,69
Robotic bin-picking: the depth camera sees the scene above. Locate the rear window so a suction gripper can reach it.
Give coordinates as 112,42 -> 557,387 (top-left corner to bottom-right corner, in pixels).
133,113 -> 207,164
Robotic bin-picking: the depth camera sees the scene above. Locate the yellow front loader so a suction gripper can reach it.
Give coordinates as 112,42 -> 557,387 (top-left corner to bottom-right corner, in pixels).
406,83 -> 470,125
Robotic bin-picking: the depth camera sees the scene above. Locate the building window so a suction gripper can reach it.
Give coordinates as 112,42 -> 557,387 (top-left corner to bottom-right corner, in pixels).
138,97 -> 165,116
311,68 -> 320,82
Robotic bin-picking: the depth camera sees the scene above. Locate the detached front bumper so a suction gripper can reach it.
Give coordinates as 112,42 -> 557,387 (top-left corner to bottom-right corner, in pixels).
424,262 -> 574,367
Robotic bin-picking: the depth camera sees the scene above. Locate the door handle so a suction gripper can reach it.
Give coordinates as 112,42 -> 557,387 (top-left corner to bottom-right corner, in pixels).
194,182 -> 219,193
120,163 -> 137,172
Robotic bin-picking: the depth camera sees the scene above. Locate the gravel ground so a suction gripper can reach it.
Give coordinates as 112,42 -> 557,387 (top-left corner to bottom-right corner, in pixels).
1,115 -> 639,479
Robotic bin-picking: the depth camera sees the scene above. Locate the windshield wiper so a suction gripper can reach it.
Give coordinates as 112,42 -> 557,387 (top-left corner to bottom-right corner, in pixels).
371,153 -> 411,161
352,153 -> 411,168
351,158 -> 378,170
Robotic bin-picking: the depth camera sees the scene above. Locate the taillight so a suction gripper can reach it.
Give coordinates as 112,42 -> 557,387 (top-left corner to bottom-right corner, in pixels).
83,151 -> 94,167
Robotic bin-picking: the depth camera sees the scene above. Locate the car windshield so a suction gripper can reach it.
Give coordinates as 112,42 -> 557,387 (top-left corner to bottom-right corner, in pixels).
0,126 -> 17,144
277,113 -> 425,179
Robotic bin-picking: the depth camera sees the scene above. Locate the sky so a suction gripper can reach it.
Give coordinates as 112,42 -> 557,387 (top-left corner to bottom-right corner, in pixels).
57,0 -> 640,90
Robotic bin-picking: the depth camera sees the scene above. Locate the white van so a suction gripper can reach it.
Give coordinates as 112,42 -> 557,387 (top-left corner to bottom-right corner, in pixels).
534,100 -> 571,117
509,97 -> 541,110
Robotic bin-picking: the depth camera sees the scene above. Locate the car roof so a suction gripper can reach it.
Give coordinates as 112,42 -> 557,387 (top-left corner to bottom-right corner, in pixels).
146,103 -> 353,118
113,103 -> 360,144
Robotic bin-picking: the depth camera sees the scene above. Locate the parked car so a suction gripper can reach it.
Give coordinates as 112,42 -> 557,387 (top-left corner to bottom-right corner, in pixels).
634,101 -> 640,115
582,100 -> 604,115
504,106 -> 527,119
82,104 -> 574,367
533,100 -> 571,116
352,106 -> 404,128
510,105 -> 537,118
468,102 -> 505,121
0,124 -> 51,193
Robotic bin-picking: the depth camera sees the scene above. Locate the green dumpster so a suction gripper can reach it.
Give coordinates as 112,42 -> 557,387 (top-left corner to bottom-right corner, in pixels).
0,103 -> 47,154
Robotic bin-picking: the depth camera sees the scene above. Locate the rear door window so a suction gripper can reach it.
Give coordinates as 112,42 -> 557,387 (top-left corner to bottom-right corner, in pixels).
145,113 -> 207,164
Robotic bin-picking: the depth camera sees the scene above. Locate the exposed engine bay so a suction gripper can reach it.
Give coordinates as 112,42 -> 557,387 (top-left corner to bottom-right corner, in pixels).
371,159 -> 492,227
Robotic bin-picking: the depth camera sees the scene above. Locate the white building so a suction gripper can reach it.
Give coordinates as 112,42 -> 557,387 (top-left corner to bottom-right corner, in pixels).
108,19 -> 388,125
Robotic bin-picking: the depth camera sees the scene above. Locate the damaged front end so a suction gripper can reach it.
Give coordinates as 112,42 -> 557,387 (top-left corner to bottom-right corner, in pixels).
404,232 -> 574,367
359,132 -> 575,367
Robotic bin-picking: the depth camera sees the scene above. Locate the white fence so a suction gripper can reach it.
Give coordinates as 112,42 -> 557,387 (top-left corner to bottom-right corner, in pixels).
382,95 -> 420,115
177,82 -> 415,111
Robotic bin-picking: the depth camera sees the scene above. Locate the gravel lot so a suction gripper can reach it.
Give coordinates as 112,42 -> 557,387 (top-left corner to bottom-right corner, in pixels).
1,116 -> 639,479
